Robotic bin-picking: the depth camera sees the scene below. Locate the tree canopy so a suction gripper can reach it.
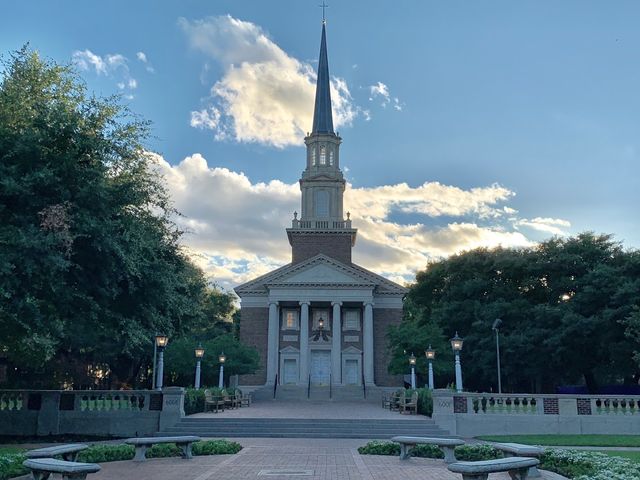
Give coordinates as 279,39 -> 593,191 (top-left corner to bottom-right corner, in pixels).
0,48 -> 257,388
394,233 -> 640,393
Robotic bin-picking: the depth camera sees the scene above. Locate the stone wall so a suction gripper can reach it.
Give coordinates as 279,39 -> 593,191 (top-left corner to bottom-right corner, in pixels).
373,308 -> 403,387
289,232 -> 352,264
239,307 -> 268,385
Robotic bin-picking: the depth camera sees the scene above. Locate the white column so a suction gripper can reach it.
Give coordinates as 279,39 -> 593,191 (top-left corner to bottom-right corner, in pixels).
331,301 -> 342,385
299,301 -> 310,384
428,361 -> 434,390
455,352 -> 463,392
363,302 -> 374,385
266,301 -> 279,384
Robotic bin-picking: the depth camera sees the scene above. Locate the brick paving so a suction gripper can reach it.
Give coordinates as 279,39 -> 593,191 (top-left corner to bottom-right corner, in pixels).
89,439 -> 565,480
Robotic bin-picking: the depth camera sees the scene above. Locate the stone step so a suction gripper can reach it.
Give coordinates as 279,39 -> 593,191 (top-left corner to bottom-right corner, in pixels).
158,432 -> 444,439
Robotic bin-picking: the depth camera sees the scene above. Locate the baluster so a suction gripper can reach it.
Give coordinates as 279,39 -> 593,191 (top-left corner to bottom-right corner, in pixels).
513,397 -> 521,413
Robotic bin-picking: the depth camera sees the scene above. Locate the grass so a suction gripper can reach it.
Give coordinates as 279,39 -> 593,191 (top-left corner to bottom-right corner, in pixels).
477,434 -> 640,447
0,448 -> 24,455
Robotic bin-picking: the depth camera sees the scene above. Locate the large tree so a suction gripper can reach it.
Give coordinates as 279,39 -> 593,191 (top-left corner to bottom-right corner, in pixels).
0,48 -> 248,388
401,233 -> 639,393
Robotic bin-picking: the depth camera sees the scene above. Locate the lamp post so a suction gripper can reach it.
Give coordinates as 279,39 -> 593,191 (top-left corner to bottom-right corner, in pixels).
492,318 -> 503,394
155,334 -> 169,390
409,353 -> 417,389
218,352 -> 226,389
425,345 -> 435,390
194,344 -> 205,389
450,332 -> 464,392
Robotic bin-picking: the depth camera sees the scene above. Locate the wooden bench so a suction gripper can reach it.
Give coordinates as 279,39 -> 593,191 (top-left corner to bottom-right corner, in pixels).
204,389 -> 225,413
491,443 -> 544,478
25,444 -> 88,462
22,458 -> 100,480
124,435 -> 201,462
448,456 -> 539,480
391,436 -> 465,463
400,391 -> 418,415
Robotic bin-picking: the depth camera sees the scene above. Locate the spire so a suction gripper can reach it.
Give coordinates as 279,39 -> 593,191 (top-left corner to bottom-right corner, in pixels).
311,22 -> 334,135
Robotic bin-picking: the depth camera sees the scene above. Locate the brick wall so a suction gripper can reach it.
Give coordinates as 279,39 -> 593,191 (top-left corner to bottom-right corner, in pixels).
238,307 -> 268,385
289,232 -> 352,264
373,308 -> 403,386
543,397 -> 559,415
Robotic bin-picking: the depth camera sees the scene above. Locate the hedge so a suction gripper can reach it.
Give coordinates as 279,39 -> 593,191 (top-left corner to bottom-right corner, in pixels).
357,441 -> 500,460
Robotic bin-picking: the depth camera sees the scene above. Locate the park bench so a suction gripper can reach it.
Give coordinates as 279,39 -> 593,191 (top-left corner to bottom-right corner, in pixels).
124,435 -> 201,462
491,443 -> 543,478
25,443 -> 88,462
391,435 -> 465,463
238,392 -> 252,407
447,456 -> 539,480
22,458 -> 100,480
204,389 -> 225,413
400,391 -> 418,414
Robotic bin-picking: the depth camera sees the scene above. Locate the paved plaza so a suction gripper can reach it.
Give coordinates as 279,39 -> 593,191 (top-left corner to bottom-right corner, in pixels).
88,438 -> 565,480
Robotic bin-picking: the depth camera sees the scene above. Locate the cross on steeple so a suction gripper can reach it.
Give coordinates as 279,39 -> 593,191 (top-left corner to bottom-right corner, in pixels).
319,1 -> 328,24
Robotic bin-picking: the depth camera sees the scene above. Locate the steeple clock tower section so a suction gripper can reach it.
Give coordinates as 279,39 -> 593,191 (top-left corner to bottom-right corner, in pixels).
287,22 -> 357,265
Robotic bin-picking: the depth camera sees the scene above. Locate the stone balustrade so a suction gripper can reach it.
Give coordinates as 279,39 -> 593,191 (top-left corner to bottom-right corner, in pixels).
291,219 -> 353,230
0,388 -> 185,437
431,390 -> 640,436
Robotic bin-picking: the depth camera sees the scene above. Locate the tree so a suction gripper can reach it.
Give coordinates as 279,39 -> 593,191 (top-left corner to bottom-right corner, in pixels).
0,48 -> 247,388
401,233 -> 639,393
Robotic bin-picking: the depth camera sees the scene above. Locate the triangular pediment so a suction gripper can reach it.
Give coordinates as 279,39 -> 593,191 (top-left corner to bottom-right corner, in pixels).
235,254 -> 408,295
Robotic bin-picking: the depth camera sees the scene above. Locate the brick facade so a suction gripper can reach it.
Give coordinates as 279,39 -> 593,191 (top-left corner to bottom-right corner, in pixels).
238,307 -> 268,385
289,232 -> 353,264
373,308 -> 403,386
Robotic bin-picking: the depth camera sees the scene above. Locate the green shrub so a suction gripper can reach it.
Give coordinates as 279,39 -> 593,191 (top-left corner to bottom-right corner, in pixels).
0,452 -> 27,480
76,444 -> 135,463
185,388 -> 206,415
357,441 -> 499,461
416,388 -> 433,417
193,440 -> 242,455
454,444 -> 501,461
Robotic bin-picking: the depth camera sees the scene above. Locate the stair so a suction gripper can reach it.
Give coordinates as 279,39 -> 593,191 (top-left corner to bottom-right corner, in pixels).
159,417 -> 449,439
248,385 -> 394,403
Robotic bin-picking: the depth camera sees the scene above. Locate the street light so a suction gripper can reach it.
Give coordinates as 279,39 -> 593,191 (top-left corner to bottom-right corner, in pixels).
155,334 -> 169,390
218,352 -> 226,389
450,332 -> 463,392
409,353 -> 417,389
194,344 -> 205,390
492,318 -> 503,394
425,345 -> 435,390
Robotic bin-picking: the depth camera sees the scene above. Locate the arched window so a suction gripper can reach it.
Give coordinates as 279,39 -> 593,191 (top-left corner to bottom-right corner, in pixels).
315,190 -> 329,217
310,147 -> 316,166
329,149 -> 334,166
319,145 -> 326,165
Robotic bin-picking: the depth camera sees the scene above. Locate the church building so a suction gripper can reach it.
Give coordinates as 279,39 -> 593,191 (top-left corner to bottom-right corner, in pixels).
235,22 -> 407,388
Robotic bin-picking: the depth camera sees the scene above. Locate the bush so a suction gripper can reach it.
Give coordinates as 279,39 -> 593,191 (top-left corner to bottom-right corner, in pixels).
357,441 -> 497,460
454,444 -> 501,461
193,440 -> 242,455
76,444 -> 135,463
185,388 -> 206,415
0,452 -> 27,480
416,388 -> 433,417
540,449 -> 640,480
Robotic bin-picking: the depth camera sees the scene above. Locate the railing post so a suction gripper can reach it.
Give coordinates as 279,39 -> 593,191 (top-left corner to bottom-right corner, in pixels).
37,391 -> 61,436
159,387 -> 184,431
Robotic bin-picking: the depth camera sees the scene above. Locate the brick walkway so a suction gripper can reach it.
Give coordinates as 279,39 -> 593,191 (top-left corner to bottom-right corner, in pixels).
90,439 -> 565,480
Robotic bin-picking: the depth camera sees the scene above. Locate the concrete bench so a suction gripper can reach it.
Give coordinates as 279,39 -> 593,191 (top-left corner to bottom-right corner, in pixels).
491,443 -> 543,478
25,443 -> 89,462
125,435 -> 201,462
448,456 -> 539,480
391,435 -> 465,463
23,458 -> 100,480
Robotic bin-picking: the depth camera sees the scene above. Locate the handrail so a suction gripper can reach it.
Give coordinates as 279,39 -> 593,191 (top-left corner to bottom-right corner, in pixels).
329,374 -> 332,399
362,351 -> 366,399
307,374 -> 311,399
273,374 -> 278,399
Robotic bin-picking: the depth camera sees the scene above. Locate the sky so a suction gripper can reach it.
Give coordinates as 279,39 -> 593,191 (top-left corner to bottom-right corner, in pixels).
2,1 -> 639,290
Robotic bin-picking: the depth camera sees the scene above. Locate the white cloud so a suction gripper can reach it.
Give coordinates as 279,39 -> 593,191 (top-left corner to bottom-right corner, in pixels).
515,217 -> 571,235
148,153 -> 554,290
136,51 -> 155,73
190,107 -> 222,131
72,49 -> 137,93
369,81 -> 403,112
179,15 -> 360,148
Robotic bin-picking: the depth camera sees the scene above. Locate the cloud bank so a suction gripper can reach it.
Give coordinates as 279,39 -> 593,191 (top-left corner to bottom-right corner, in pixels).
179,15 -> 359,148
147,153 -> 568,289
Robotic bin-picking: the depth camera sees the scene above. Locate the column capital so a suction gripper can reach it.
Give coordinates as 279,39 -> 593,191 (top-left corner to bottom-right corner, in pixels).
299,300 -> 311,306
331,301 -> 343,307
363,301 -> 374,307
268,300 -> 279,307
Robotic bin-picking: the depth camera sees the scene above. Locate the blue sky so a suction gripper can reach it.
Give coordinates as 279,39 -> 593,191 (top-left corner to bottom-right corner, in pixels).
2,1 -> 639,288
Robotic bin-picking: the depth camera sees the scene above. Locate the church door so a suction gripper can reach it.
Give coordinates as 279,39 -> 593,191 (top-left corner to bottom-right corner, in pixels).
310,350 -> 331,385
344,359 -> 359,385
283,359 -> 298,384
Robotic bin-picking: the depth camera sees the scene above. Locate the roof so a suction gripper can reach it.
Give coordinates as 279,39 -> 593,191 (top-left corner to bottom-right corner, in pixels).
234,254 -> 408,296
